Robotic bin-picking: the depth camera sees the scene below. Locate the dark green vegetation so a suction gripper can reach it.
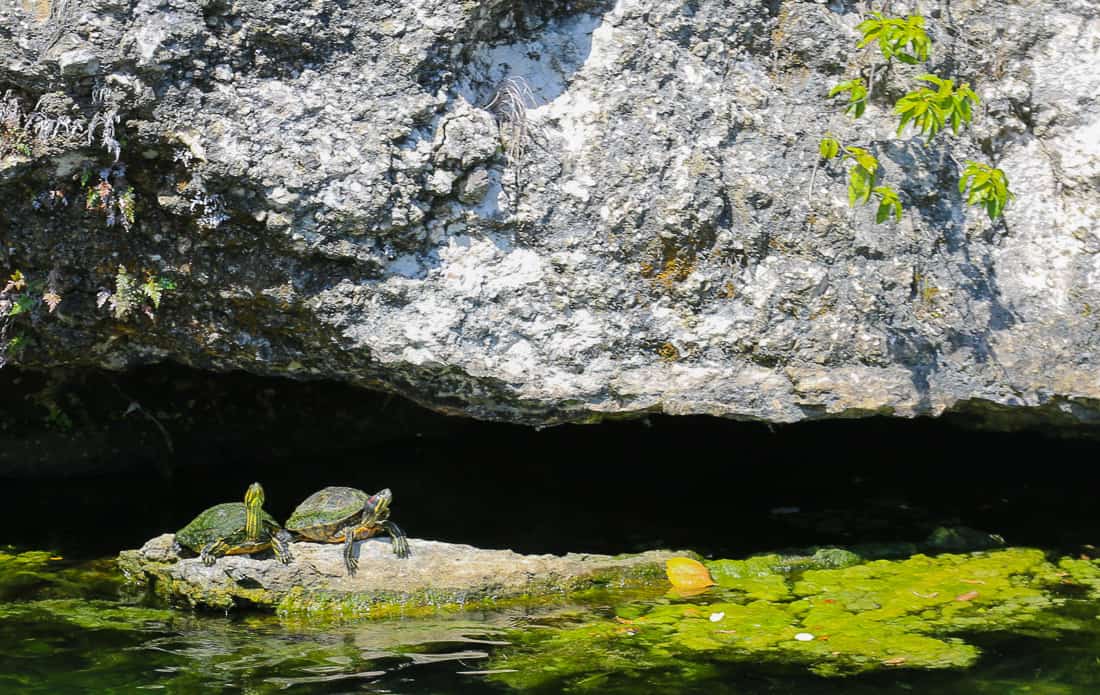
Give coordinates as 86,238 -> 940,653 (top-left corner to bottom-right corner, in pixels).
492,549 -> 1100,689
8,544 -> 1100,693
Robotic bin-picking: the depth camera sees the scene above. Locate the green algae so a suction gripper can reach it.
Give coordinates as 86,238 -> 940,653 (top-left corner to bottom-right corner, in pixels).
706,555 -> 792,600
0,549 -> 56,600
6,547 -> 1100,693
275,579 -> 672,623
0,599 -> 175,631
488,548 -> 1100,690
1,549 -> 122,601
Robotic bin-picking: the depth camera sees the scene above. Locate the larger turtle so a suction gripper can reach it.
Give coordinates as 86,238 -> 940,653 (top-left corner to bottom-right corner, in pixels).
175,482 -> 293,567
286,487 -> 409,574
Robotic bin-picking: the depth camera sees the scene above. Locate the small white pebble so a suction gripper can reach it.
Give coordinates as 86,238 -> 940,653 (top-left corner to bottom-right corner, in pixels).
794,632 -> 815,642
709,612 -> 725,622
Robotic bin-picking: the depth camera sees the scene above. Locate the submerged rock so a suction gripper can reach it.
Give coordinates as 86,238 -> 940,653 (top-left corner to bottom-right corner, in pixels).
118,534 -> 681,618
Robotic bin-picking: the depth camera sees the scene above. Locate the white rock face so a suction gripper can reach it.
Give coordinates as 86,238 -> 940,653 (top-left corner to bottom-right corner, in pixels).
0,0 -> 1098,427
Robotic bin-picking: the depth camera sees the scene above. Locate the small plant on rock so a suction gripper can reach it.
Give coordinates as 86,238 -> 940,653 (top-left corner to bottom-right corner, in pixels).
959,161 -> 1014,221
896,75 -> 980,140
816,8 -> 1011,225
486,76 -> 537,168
818,137 -> 902,223
0,269 -> 63,367
856,13 -> 931,64
82,163 -> 136,231
828,79 -> 868,119
98,266 -> 174,321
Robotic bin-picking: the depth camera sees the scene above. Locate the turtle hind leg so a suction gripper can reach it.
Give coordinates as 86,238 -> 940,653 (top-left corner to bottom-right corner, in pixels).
272,529 -> 294,565
381,520 -> 410,558
341,525 -> 359,576
199,539 -> 229,567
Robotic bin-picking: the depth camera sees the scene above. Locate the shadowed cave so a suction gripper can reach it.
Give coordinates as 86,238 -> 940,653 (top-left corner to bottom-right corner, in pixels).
2,365 -> 1098,562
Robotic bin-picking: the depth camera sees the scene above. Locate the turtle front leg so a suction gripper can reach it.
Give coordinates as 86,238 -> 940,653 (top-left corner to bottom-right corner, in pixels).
199,539 -> 229,567
380,520 -> 410,558
341,525 -> 359,575
272,529 -> 294,565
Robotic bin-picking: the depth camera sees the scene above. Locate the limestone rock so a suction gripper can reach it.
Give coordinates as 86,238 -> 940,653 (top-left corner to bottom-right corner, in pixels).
0,0 -> 1097,428
119,533 -> 682,617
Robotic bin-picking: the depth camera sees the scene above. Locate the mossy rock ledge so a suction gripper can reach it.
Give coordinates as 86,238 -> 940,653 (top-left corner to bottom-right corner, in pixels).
119,534 -> 683,619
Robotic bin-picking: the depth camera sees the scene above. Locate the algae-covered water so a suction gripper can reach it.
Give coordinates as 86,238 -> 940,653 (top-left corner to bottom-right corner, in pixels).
3,416 -> 1100,692
6,545 -> 1100,693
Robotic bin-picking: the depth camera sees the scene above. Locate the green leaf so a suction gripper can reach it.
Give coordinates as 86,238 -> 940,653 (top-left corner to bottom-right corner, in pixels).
857,14 -> 931,64
897,76 -> 979,140
819,137 -> 841,160
873,186 -> 903,223
848,164 -> 875,207
829,79 -> 868,119
960,162 -> 1013,221
844,147 -> 879,174
8,294 -> 34,317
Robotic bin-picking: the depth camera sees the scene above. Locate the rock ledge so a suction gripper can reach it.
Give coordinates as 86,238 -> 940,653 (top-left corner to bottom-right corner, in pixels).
119,534 -> 683,619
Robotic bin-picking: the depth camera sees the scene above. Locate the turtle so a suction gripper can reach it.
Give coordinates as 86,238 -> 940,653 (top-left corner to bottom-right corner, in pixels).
286,486 -> 409,574
174,482 -> 293,567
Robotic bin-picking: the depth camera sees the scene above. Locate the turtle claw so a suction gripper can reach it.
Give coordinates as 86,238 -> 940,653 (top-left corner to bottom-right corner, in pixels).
270,528 -> 293,565
382,521 -> 410,559
393,536 -> 410,559
341,525 -> 358,576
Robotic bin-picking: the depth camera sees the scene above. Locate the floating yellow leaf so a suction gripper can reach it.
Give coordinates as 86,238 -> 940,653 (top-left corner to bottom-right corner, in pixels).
665,557 -> 715,591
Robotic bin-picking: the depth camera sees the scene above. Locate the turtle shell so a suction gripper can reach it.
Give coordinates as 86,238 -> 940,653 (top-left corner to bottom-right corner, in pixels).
175,502 -> 279,552
286,486 -> 368,540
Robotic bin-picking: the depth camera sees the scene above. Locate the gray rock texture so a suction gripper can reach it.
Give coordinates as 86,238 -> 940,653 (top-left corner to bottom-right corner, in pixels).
0,0 -> 1098,426
119,533 -> 681,615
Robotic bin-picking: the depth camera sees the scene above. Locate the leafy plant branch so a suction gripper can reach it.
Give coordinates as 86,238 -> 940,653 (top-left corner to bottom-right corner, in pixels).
817,137 -> 903,224
857,13 -> 931,65
829,79 -> 868,119
959,161 -> 1014,220
896,75 -> 979,140
815,10 -> 1012,225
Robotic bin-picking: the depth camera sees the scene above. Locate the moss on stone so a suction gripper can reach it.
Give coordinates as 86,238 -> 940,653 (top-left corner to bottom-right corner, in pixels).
274,562 -> 676,621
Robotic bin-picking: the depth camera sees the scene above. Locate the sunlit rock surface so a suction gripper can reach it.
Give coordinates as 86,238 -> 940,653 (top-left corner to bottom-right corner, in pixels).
118,534 -> 678,616
0,0 -> 1098,426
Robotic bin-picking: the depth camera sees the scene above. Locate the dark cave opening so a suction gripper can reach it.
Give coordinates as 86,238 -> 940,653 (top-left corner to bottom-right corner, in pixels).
1,365 -> 1098,561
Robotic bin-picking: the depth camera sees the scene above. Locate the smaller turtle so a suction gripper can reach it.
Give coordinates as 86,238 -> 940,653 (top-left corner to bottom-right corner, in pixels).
286,487 -> 409,574
175,482 -> 293,567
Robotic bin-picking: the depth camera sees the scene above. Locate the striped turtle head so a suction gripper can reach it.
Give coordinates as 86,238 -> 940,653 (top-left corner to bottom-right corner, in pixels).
363,488 -> 393,524
244,482 -> 265,539
244,482 -> 265,508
